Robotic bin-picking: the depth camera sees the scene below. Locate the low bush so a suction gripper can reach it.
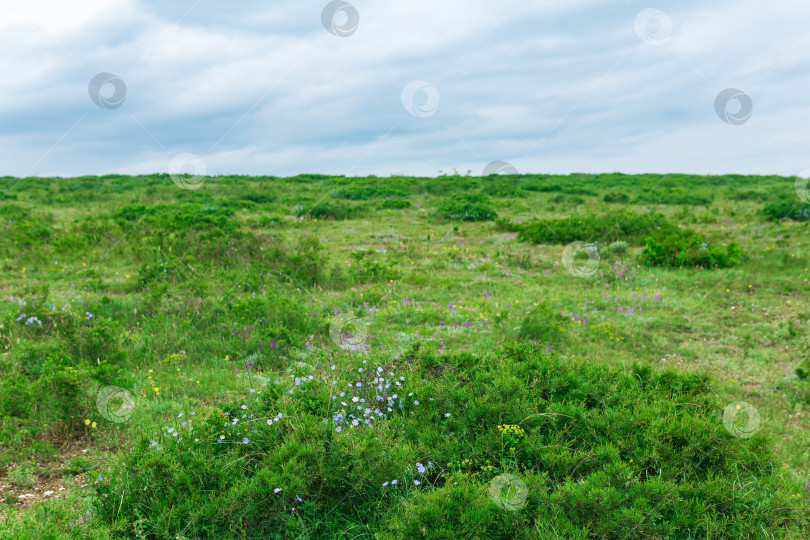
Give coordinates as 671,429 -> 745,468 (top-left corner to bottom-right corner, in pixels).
603,192 -> 630,203
518,305 -> 570,345
9,465 -> 35,489
239,192 -> 276,204
639,229 -> 744,269
609,240 -> 627,254
761,200 -> 810,221
518,212 -> 674,245
332,178 -> 410,200
481,181 -> 521,198
94,344 -> 804,539
729,190 -> 769,202
634,189 -> 713,206
379,198 -> 413,210
437,193 -> 497,221
549,194 -> 585,204
299,200 -> 366,220
494,218 -> 521,233
794,358 -> 810,381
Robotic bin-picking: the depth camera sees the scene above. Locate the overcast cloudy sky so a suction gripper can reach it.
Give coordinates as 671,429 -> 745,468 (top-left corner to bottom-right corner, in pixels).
2,0 -> 809,178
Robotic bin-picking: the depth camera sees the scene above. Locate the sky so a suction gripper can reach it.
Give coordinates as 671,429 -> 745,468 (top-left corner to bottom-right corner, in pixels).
1,0 -> 809,178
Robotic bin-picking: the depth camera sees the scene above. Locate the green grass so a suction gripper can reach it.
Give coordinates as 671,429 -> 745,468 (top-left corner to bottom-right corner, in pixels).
0,172 -> 808,539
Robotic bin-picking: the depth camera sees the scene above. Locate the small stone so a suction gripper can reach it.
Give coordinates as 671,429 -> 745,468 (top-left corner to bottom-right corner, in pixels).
43,490 -> 54,496
58,487 -> 65,491
17,494 -> 34,499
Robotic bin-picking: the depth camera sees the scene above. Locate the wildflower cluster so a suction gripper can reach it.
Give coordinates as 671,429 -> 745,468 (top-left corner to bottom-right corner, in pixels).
150,411 -> 197,449
497,424 -> 525,438
382,461 -> 434,488
598,260 -> 637,282
16,313 -> 42,325
328,360 -> 452,432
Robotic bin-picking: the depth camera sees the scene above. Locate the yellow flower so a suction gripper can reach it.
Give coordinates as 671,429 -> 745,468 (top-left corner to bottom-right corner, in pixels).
91,422 -> 97,428
84,419 -> 91,425
154,387 -> 160,392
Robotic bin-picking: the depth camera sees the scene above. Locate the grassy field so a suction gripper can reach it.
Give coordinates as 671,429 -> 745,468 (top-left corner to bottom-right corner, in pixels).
0,172 -> 808,538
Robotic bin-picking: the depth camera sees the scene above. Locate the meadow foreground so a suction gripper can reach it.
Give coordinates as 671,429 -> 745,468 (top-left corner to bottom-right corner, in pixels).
0,172 -> 808,539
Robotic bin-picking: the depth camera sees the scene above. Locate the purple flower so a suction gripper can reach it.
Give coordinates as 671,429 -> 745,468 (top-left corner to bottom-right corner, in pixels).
274,488 -> 282,493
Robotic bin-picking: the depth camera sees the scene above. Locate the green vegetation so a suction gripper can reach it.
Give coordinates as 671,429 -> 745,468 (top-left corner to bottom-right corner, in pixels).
379,198 -> 413,210
639,230 -> 745,269
0,172 -> 808,539
437,193 -> 497,221
762,200 -> 810,221
603,191 -> 629,203
517,212 -> 674,246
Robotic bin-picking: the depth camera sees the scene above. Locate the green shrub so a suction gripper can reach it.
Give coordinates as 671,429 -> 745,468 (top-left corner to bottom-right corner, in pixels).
730,190 -> 769,202
481,181 -> 521,198
494,218 -> 521,233
230,294 -> 312,334
519,181 -> 560,192
518,212 -> 674,245
518,305 -> 570,345
603,192 -> 630,203
794,358 -> 810,381
639,230 -> 744,268
332,178 -> 410,200
239,192 -> 276,204
437,193 -> 497,221
300,200 -> 366,220
264,235 -> 333,288
348,250 -> 400,284
761,200 -> 810,221
94,344 -> 804,539
634,189 -> 713,206
549,194 -> 585,204
609,240 -> 627,254
379,198 -> 412,210
113,203 -> 236,231
9,465 -> 35,489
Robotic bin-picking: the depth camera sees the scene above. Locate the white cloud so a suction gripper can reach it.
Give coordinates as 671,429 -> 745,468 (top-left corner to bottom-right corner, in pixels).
0,0 -> 808,178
